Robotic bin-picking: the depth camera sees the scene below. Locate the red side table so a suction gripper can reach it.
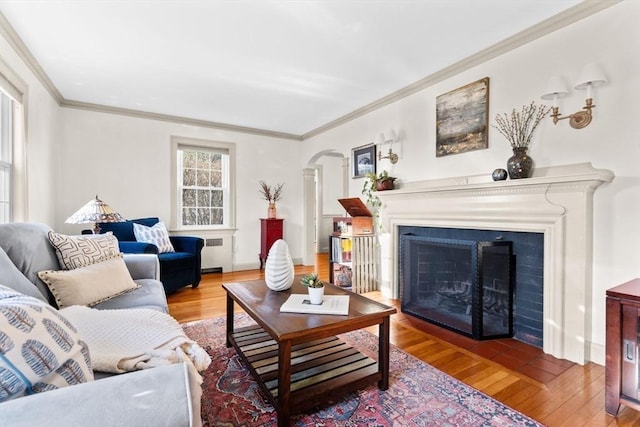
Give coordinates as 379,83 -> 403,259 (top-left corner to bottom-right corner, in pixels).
259,218 -> 283,269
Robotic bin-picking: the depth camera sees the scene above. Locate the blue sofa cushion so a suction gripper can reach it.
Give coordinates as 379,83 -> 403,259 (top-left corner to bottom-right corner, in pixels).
99,217 -> 159,242
158,252 -> 195,273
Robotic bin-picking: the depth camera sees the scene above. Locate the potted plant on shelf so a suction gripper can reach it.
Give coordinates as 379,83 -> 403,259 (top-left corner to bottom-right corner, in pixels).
362,170 -> 396,231
300,272 -> 324,305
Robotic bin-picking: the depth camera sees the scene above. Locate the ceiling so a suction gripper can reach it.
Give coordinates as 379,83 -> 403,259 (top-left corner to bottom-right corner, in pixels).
0,0 -> 586,137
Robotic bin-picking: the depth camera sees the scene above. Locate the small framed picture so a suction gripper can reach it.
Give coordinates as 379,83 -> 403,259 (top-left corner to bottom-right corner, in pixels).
352,143 -> 376,178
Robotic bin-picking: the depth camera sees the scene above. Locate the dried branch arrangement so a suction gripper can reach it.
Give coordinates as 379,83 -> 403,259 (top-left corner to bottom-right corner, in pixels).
492,102 -> 551,149
258,181 -> 284,203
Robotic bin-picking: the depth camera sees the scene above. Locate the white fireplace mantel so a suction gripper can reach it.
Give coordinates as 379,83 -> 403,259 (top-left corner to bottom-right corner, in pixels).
376,163 -> 614,364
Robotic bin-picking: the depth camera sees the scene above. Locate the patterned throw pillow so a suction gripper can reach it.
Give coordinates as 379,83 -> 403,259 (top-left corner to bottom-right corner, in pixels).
37,254 -> 140,309
0,285 -> 93,402
132,221 -> 175,254
48,231 -> 120,270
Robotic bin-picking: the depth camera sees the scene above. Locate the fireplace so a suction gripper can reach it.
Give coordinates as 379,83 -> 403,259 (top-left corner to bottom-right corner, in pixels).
376,163 -> 614,364
400,234 -> 514,340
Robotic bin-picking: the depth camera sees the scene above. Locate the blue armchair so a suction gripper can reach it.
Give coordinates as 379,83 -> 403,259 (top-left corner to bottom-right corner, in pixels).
98,217 -> 204,294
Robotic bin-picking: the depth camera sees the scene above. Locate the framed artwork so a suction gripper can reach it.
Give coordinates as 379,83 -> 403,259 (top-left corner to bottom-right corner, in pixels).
351,143 -> 376,178
436,77 -> 489,157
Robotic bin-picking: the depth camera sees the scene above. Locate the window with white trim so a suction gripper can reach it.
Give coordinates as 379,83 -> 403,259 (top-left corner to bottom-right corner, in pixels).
0,61 -> 26,224
0,92 -> 12,224
171,137 -> 235,229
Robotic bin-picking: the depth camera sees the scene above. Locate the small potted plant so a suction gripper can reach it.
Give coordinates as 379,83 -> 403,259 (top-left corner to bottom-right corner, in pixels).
374,170 -> 397,191
362,170 -> 397,231
300,272 -> 324,304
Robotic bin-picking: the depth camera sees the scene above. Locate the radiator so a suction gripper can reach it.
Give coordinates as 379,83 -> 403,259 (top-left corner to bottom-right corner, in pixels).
351,235 -> 377,294
201,237 -> 224,273
171,230 -> 233,273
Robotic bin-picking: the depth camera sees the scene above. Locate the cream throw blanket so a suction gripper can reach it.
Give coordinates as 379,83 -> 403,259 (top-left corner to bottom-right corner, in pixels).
60,305 -> 211,427
60,305 -> 211,374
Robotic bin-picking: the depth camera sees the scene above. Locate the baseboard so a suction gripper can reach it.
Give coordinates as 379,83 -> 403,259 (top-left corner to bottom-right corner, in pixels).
233,257 -> 304,272
201,267 -> 223,274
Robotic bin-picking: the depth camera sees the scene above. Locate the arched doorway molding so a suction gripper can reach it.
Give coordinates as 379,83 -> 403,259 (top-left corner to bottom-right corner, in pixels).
302,150 -> 349,267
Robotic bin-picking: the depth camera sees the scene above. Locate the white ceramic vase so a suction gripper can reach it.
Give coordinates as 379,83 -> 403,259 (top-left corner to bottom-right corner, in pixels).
264,239 -> 294,291
307,286 -> 324,305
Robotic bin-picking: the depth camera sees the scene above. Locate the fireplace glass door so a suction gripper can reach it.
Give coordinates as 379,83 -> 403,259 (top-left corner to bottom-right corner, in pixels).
400,235 -> 514,340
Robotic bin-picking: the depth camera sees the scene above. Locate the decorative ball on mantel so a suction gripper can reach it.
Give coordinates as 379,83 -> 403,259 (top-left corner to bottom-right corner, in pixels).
492,168 -> 508,181
264,239 -> 294,291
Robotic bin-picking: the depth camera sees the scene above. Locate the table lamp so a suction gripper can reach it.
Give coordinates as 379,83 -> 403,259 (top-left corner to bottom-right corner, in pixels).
65,195 -> 126,234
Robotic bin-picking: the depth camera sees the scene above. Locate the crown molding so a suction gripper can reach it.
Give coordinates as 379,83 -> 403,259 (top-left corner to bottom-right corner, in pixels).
0,11 -> 63,104
0,1 -> 621,141
60,99 -> 302,141
301,0 -> 622,140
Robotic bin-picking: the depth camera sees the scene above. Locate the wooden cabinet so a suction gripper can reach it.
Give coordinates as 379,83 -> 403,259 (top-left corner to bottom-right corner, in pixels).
259,218 -> 283,269
606,278 -> 640,416
329,234 -> 376,293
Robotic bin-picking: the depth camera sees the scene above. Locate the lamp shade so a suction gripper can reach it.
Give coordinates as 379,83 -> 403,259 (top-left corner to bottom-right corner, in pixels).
541,76 -> 569,100
385,129 -> 397,143
574,63 -> 607,90
65,195 -> 125,225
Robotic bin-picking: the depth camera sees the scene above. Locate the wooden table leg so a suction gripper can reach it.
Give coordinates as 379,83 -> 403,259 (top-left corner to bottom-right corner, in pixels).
226,294 -> 234,348
605,297 -> 622,415
378,316 -> 390,390
277,340 -> 292,427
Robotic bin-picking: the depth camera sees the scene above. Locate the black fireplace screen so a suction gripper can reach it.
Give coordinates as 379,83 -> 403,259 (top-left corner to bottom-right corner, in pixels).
400,235 -> 514,340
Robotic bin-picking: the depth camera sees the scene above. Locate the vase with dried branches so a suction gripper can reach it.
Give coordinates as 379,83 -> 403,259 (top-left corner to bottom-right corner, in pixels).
492,102 -> 551,179
258,181 -> 284,219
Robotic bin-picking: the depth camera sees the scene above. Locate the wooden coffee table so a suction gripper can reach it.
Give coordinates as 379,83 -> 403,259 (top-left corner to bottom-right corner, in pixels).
223,277 -> 396,427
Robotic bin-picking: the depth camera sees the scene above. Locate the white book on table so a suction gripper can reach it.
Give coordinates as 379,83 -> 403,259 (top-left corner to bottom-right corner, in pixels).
280,294 -> 350,315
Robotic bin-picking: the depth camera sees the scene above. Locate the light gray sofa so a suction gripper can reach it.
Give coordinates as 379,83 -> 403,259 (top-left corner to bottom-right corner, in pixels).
0,223 -> 198,427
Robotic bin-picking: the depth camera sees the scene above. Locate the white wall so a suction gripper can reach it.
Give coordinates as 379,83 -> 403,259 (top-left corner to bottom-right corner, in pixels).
318,155 -> 344,215
0,30 -> 60,225
301,0 -> 640,361
56,108 -> 303,270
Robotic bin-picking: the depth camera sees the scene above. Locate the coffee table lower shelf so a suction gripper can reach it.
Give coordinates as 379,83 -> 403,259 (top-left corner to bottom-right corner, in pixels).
229,325 -> 381,413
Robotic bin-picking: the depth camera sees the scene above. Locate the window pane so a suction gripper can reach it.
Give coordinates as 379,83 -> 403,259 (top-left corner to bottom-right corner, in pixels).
197,208 -> 210,225
211,208 -> 223,225
196,152 -> 209,169
0,166 -> 9,224
196,170 -> 209,187
183,169 -> 196,186
210,170 -> 222,187
183,151 -> 196,168
182,208 -> 197,226
182,189 -> 196,207
211,190 -> 223,207
197,189 -> 210,207
0,93 -> 11,224
211,154 -> 221,170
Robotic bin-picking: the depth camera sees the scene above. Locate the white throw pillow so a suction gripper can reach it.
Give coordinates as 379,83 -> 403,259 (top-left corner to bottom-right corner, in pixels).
0,285 -> 93,402
37,254 -> 140,309
132,221 -> 175,254
48,231 -> 120,270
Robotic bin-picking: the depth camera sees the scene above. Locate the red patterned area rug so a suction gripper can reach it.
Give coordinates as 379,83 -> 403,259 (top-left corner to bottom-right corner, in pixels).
183,315 -> 543,427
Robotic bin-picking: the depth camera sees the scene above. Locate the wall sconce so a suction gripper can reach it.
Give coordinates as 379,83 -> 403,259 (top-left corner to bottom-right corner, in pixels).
377,130 -> 399,164
540,63 -> 607,129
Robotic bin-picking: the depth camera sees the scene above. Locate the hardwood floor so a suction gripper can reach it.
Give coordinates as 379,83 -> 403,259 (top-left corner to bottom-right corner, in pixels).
167,254 -> 637,426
